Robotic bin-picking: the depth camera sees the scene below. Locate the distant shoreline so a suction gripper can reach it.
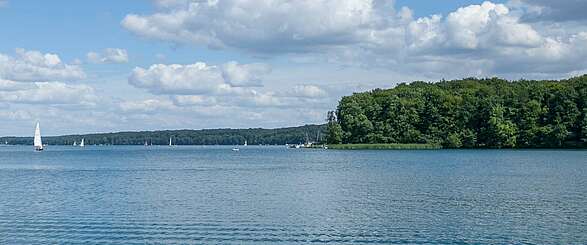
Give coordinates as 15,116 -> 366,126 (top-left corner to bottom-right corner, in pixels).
327,143 -> 442,150
0,124 -> 327,146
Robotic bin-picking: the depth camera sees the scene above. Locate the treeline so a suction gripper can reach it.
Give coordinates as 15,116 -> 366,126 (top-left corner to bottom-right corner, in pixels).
2,125 -> 326,146
327,75 -> 587,148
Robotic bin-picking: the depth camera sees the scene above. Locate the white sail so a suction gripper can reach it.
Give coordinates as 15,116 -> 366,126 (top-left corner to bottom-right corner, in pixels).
169,137 -> 172,146
73,141 -> 77,146
244,140 -> 247,146
34,122 -> 43,151
80,138 -> 85,147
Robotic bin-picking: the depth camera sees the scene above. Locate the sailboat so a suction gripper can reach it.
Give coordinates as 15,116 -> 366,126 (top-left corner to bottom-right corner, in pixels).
73,141 -> 77,146
244,140 -> 247,146
169,137 -> 173,147
80,138 -> 85,147
34,122 -> 43,151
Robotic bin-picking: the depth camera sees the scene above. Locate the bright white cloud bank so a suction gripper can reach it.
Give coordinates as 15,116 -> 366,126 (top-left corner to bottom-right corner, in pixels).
123,0 -> 587,78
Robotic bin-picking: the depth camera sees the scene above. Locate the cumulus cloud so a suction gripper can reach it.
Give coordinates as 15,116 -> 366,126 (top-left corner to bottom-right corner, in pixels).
121,0 -> 587,78
221,61 -> 270,87
0,49 -> 85,82
0,49 -> 97,107
444,2 -> 542,49
0,82 -> 97,105
87,48 -> 129,64
129,61 -> 270,95
128,60 -> 334,109
122,0 -> 392,53
129,63 -> 226,95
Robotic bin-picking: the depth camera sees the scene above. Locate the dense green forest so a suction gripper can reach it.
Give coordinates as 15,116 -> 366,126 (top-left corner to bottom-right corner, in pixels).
327,75 -> 587,148
1,125 -> 326,146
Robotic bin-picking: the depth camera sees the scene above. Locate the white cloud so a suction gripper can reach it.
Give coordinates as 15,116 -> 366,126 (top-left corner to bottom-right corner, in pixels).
129,63 -> 226,95
119,98 -> 175,113
87,48 -> 129,64
221,61 -> 270,87
129,61 -> 270,95
445,2 -> 542,49
0,79 -> 35,91
289,85 -> 327,98
127,59 -> 336,110
122,0 -> 392,52
0,49 -> 85,82
0,82 -> 97,105
121,0 -> 587,78
170,95 -> 217,106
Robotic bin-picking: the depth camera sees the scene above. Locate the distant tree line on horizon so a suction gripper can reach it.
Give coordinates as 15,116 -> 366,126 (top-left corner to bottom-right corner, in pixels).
327,75 -> 587,148
1,125 -> 326,146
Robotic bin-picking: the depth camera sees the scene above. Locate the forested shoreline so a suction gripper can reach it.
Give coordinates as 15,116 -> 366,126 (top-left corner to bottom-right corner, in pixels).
327,75 -> 587,148
1,125 -> 326,146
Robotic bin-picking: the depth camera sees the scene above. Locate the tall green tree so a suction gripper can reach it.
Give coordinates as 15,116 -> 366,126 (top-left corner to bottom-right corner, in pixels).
326,111 -> 343,144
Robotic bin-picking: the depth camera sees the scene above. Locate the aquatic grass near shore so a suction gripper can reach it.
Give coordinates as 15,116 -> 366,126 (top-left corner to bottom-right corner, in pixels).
327,143 -> 442,150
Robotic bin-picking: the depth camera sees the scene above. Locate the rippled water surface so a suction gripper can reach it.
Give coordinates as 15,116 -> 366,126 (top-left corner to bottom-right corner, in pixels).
0,146 -> 585,244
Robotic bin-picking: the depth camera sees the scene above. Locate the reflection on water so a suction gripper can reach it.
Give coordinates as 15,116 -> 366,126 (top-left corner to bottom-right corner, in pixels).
0,146 -> 586,244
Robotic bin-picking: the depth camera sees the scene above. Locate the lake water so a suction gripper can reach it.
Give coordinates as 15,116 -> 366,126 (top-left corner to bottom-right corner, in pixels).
0,146 -> 585,244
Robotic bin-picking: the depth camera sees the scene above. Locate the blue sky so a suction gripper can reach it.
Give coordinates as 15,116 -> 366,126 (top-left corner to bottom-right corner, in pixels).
0,0 -> 585,136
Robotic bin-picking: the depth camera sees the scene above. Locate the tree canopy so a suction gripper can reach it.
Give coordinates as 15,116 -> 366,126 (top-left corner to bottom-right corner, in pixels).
328,75 -> 587,148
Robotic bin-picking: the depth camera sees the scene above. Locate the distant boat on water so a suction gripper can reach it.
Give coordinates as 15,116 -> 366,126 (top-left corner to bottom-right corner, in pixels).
34,122 -> 43,151
169,137 -> 174,147
244,140 -> 247,146
80,138 -> 85,147
73,141 -> 77,146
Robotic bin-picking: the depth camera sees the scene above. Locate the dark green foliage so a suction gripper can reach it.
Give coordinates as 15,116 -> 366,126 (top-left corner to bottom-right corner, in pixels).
330,75 -> 587,148
326,111 -> 343,144
1,125 -> 326,146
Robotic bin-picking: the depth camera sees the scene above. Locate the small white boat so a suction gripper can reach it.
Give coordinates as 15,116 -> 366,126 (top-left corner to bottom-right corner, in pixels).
34,122 -> 43,151
73,141 -> 77,146
232,148 -> 240,152
80,138 -> 85,147
244,140 -> 247,146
